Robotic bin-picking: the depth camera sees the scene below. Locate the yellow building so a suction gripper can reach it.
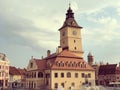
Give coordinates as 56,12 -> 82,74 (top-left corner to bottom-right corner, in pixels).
26,5 -> 95,90
9,66 -> 26,88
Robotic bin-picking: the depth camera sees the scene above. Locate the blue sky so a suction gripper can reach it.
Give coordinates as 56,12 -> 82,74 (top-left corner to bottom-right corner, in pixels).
0,0 -> 120,68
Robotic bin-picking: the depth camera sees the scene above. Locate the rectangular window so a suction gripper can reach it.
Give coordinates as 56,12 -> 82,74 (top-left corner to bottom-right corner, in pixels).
54,73 -> 58,78
67,72 -> 71,78
55,83 -> 58,88
75,73 -> 78,78
81,73 -> 85,78
61,83 -> 64,88
88,73 -> 91,78
61,73 -> 64,78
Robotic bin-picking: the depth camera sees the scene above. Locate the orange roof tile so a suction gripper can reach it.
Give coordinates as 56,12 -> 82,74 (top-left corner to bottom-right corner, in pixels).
51,50 -> 94,71
51,56 -> 94,70
18,68 -> 26,75
31,50 -> 94,71
35,59 -> 47,69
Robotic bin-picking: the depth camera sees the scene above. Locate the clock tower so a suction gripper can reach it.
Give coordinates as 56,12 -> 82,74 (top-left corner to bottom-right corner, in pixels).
59,5 -> 83,57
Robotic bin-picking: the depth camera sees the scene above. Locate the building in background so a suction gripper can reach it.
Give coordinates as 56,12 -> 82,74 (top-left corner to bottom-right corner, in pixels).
9,66 -> 26,88
26,5 -> 95,90
0,53 -> 9,89
87,53 -> 100,85
98,64 -> 120,86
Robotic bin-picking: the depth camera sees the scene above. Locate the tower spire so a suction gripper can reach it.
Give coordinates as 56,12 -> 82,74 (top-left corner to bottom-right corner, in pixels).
69,2 -> 71,9
59,4 -> 82,30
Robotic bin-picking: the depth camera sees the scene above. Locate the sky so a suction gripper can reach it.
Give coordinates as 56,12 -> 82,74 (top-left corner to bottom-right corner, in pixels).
0,0 -> 120,68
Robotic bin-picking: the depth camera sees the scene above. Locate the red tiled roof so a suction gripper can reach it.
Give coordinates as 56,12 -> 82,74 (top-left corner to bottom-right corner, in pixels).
9,66 -> 21,75
35,59 -> 47,69
51,57 -> 94,70
18,68 -> 26,75
50,50 -> 93,70
31,50 -> 94,71
98,64 -> 117,75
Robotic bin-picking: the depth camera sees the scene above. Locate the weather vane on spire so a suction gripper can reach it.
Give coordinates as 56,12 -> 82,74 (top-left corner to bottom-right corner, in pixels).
69,2 -> 71,8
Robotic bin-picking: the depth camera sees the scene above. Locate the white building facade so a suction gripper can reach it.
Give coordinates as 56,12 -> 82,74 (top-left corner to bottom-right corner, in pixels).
0,53 -> 9,88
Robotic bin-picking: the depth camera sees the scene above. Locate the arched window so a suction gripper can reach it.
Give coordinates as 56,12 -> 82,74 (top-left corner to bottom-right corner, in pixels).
74,40 -> 76,43
30,62 -> 33,68
38,72 -> 43,78
67,72 -> 71,78
74,47 -> 76,50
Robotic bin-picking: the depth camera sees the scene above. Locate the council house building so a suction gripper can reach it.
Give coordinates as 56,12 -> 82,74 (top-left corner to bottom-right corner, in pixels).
26,5 -> 95,90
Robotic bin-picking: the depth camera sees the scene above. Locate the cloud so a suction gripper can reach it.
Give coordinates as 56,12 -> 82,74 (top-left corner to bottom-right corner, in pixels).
1,0 -> 120,67
75,0 -> 120,14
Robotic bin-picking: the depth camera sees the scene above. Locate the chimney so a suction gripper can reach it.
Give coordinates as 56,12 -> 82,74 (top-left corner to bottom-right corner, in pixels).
57,46 -> 62,53
47,50 -> 51,57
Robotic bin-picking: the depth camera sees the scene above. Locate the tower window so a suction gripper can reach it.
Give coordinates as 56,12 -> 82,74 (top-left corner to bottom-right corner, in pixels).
74,40 -> 76,43
74,47 -> 76,50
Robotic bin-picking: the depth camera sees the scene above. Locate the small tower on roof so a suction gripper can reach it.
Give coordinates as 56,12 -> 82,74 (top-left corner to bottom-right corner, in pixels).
59,4 -> 83,57
87,52 -> 94,66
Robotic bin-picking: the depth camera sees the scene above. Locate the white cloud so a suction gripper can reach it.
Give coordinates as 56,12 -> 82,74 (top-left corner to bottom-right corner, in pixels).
98,17 -> 118,29
116,8 -> 120,16
1,0 -> 120,67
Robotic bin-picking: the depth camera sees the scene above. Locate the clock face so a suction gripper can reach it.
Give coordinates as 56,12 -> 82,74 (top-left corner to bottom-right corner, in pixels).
73,30 -> 77,35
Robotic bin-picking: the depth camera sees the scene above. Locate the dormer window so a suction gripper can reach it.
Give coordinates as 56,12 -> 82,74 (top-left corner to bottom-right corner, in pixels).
30,62 -> 33,68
